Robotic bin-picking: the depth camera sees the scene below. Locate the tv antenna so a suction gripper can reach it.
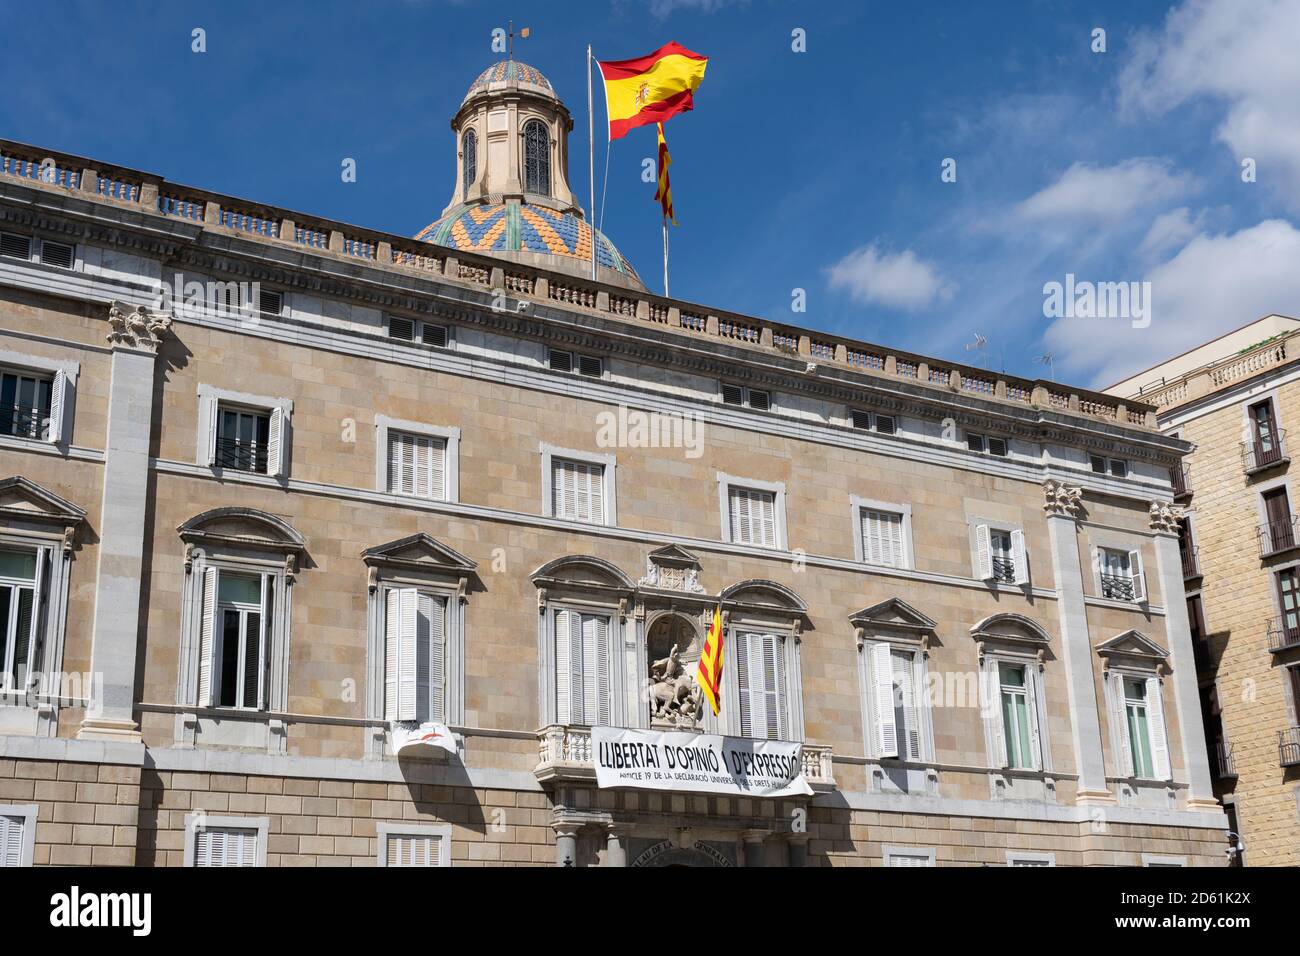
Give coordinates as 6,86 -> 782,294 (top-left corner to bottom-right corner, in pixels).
1033,352 -> 1055,381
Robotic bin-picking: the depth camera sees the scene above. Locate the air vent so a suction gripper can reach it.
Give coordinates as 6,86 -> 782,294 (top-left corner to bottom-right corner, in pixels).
388,316 -> 415,340
747,389 -> 770,411
548,349 -> 573,373
422,323 -> 449,348
0,232 -> 32,260
258,289 -> 283,316
721,383 -> 745,406
39,240 -> 74,270
850,409 -> 872,430
576,354 -> 603,378
875,414 -> 896,435
988,437 -> 1008,457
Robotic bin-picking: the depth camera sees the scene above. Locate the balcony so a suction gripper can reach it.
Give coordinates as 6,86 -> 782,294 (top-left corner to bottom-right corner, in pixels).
1100,573 -> 1136,601
1242,431 -> 1290,475
533,723 -> 836,792
1279,727 -> 1300,768
1267,617 -> 1300,654
1170,465 -> 1192,501
1181,545 -> 1201,580
1213,741 -> 1237,780
1258,516 -> 1299,557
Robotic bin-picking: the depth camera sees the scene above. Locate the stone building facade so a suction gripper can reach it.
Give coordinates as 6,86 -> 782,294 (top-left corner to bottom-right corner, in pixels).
0,61 -> 1226,867
1109,315 -> 1300,866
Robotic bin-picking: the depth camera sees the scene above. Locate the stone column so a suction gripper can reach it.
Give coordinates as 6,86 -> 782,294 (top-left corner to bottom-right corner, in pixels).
787,833 -> 809,868
604,824 -> 629,867
553,822 -> 580,867
1041,481 -> 1111,801
79,304 -> 171,743
1148,502 -> 1218,809
742,830 -> 766,868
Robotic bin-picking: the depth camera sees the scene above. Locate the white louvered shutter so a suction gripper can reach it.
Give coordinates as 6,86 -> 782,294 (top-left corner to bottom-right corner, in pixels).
757,492 -> 776,547
985,658 -> 1006,768
894,651 -> 921,761
766,634 -> 785,739
872,643 -> 897,757
389,432 -> 412,494
197,567 -> 218,707
384,589 -> 399,721
975,525 -> 993,580
1025,667 -> 1042,769
1112,677 -> 1133,777
196,827 -> 257,867
1129,550 -> 1147,602
428,437 -> 447,500
737,632 -> 782,739
205,398 -> 219,466
1011,529 -> 1029,585
729,488 -> 748,543
863,510 -> 904,566
735,631 -> 753,737
388,834 -> 438,866
267,407 -> 285,477
46,370 -> 65,444
552,460 -> 575,519
423,594 -> 446,722
889,853 -> 932,867
554,609 -> 585,724
385,588 -> 419,721
0,814 -> 24,867
582,614 -> 610,725
1147,677 -> 1171,779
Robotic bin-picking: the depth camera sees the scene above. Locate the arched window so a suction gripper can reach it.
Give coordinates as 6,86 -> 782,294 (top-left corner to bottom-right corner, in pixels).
461,129 -> 477,195
523,119 -> 551,195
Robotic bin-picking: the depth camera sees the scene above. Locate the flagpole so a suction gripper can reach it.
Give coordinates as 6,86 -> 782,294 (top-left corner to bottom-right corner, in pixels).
662,215 -> 669,297
587,44 -> 597,281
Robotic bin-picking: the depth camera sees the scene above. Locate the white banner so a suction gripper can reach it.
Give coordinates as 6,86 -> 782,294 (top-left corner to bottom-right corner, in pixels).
592,726 -> 813,798
389,721 -> 459,757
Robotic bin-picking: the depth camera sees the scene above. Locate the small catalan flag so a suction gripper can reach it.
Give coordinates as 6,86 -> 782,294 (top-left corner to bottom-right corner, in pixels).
696,605 -> 723,716
655,123 -> 675,225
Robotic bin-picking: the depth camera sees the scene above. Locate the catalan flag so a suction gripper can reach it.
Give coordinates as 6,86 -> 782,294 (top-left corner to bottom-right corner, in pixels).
696,605 -> 723,717
596,41 -> 708,140
655,123 -> 675,224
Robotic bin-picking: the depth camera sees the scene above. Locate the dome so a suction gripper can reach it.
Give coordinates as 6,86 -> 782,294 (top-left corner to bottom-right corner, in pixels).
465,60 -> 555,101
415,202 -> 643,287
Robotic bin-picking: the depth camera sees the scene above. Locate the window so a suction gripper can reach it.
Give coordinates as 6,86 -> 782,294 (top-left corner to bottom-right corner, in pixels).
552,458 -> 605,523
1007,852 -> 1055,867
1261,487 -> 1295,553
199,568 -> 275,710
1,369 -> 54,441
1090,454 -> 1128,477
863,642 -> 926,761
184,814 -> 268,867
1111,674 -> 1170,780
0,232 -> 72,268
462,129 -> 477,195
728,486 -> 777,548
547,348 -> 602,377
378,823 -> 451,867
974,525 -> 1027,585
859,507 -> 907,568
721,383 -> 769,410
383,588 -> 447,723
523,119 -> 551,195
0,232 -> 31,261
885,846 -> 935,867
850,409 -> 895,434
198,386 -> 291,478
1098,547 -> 1146,602
0,547 -> 39,695
387,430 -> 447,500
387,315 -> 449,348
966,432 -> 1007,456
997,662 -> 1038,770
553,607 -> 613,725
1142,854 -> 1186,867
0,805 -> 37,867
734,630 -> 788,740
1247,398 -> 1283,469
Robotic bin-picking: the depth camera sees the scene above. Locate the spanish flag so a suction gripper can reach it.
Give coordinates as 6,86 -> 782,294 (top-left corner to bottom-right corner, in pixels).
655,123 -> 675,224
597,41 -> 708,140
696,606 -> 723,717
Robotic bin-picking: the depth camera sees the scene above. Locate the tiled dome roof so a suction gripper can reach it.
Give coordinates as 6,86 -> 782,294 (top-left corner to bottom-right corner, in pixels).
415,201 -> 642,285
466,60 -> 554,99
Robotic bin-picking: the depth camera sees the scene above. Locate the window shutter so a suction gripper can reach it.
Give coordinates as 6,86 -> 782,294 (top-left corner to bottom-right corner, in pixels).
729,489 -> 748,543
197,827 -> 257,867
1025,666 -> 1042,770
1129,550 -> 1147,602
894,652 -> 921,761
760,633 -> 782,739
413,593 -> 434,724
735,631 -> 753,737
197,567 -> 218,707
384,589 -> 400,722
429,437 -> 446,500
386,431 -> 404,493
0,814 -> 23,867
586,614 -> 610,725
984,658 -> 1006,767
388,834 -> 438,866
552,460 -> 575,519
758,493 -> 776,547
397,588 -> 418,721
425,595 -> 446,722
241,575 -> 269,711
413,437 -> 431,498
205,397 -> 219,466
1011,529 -> 1029,585
976,525 -> 994,579
554,609 -> 571,723
45,370 -> 65,444
267,407 -> 285,477
1146,677 -> 1171,779
872,643 -> 898,758
1112,677 -> 1133,777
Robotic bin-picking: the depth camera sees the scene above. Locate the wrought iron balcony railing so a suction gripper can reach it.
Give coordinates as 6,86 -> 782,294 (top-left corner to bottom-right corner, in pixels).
990,555 -> 1016,584
1181,545 -> 1201,579
214,436 -> 268,473
0,405 -> 50,441
1258,516 -> 1299,557
1279,727 -> 1300,768
1100,573 -> 1136,601
1242,430 -> 1289,473
1267,616 -> 1300,654
1170,464 -> 1192,500
1214,741 -> 1237,779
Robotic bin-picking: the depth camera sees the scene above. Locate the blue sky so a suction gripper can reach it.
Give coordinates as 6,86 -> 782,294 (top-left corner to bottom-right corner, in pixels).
4,0 -> 1299,388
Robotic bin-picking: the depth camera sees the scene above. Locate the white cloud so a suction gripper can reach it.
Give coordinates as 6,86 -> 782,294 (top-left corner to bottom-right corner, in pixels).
1044,219 -> 1300,386
1137,206 -> 1205,259
1014,159 -> 1192,224
827,243 -> 955,312
1118,0 -> 1300,208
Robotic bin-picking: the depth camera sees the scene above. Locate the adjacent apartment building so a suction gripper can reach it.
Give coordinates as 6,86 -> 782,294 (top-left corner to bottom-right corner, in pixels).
1109,314 -> 1300,866
0,60 -> 1226,867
